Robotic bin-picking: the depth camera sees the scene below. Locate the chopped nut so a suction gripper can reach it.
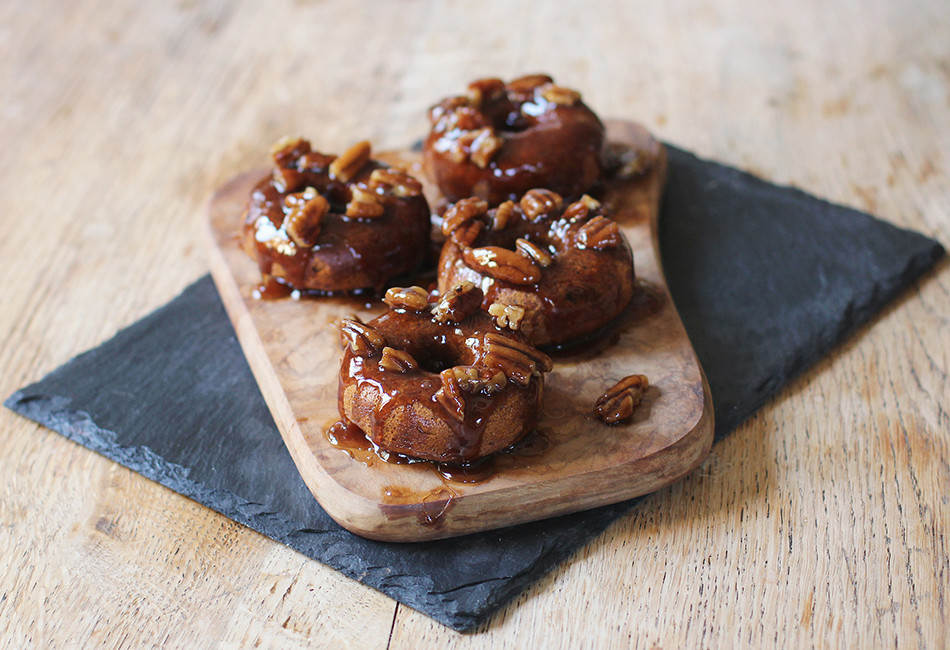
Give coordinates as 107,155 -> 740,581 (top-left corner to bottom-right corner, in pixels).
379,347 -> 419,373
432,281 -> 481,323
595,375 -> 649,424
298,151 -> 335,172
273,166 -> 304,193
491,200 -> 517,231
519,188 -> 563,220
284,194 -> 329,247
562,195 -> 602,222
469,127 -> 504,168
345,186 -> 386,219
463,246 -> 541,285
488,301 -> 527,330
482,332 -> 552,387
443,365 -> 508,395
340,318 -> 386,357
329,140 -> 372,182
540,83 -> 581,106
575,215 -> 621,251
466,78 -> 505,107
441,197 -> 489,237
383,286 -> 430,312
515,238 -> 552,267
368,168 -> 422,197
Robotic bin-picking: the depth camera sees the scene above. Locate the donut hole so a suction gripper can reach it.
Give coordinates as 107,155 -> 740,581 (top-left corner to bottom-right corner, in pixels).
401,337 -> 475,375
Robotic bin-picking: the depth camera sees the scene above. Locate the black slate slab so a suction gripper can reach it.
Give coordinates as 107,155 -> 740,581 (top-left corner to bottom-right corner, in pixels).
6,145 -> 944,631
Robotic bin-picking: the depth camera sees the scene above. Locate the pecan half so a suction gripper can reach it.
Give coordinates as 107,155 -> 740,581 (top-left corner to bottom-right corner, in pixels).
441,197 -> 489,237
283,193 -> 329,247
469,127 -> 504,168
463,246 -> 541,285
466,78 -> 505,107
435,368 -> 466,422
298,151 -> 335,172
488,301 -> 526,331
329,140 -> 372,182
368,168 -> 422,197
451,220 -> 484,247
562,194 -> 602,222
507,74 -> 554,93
340,318 -> 386,357
383,286 -> 430,312
515,238 -> 552,267
575,216 -> 621,251
491,200 -> 517,231
519,188 -> 563,220
270,136 -> 310,166
432,281 -> 481,323
482,332 -> 552,387
379,347 -> 419,373
540,83 -> 581,106
595,375 -> 649,424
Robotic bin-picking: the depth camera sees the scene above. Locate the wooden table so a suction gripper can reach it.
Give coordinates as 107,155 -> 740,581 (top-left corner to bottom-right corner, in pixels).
1,0 -> 947,646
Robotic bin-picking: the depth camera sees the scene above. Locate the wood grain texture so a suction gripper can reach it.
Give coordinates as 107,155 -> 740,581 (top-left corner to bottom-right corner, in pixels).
0,0 -> 947,646
205,121 -> 713,541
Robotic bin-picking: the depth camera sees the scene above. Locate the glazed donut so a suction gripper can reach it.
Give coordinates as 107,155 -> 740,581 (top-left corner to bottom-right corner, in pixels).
438,189 -> 635,347
242,137 -> 431,295
338,283 -> 553,463
423,74 -> 606,206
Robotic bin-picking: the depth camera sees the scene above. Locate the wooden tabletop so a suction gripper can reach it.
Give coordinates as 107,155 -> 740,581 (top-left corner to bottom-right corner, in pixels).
1,0 -> 947,646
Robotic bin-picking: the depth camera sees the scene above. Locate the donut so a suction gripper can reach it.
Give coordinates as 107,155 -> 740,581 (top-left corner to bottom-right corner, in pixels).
242,137 -> 431,296
423,74 -> 606,206
338,283 -> 553,463
437,188 -> 635,347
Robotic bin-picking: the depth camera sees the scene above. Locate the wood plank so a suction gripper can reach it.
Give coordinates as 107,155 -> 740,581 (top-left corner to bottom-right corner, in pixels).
205,120 -> 714,541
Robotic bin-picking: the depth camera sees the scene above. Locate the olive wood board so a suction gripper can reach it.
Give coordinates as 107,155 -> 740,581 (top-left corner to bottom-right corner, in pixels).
204,120 -> 714,541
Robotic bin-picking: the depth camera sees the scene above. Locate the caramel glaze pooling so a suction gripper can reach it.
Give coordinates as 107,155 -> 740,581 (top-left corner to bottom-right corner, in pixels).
242,137 -> 431,295
338,286 -> 552,463
438,190 -> 636,348
423,74 -> 607,206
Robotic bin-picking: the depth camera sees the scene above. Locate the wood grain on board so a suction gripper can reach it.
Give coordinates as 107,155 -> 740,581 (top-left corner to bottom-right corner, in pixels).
205,121 -> 714,541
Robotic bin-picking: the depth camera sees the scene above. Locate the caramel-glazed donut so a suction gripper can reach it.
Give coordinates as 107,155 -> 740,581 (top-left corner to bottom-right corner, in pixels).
423,74 -> 606,206
438,189 -> 635,347
338,284 -> 553,463
243,138 -> 431,295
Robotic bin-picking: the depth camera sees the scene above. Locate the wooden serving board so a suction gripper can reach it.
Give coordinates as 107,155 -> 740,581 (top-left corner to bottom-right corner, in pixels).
204,120 -> 714,541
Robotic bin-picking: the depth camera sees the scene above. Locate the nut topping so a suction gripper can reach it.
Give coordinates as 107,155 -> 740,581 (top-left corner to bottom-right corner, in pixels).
379,347 -> 419,373
466,78 -> 505,107
488,301 -> 526,331
515,238 -> 552,267
340,318 -> 386,358
272,166 -> 304,193
469,127 -> 504,168
462,246 -> 541,285
519,188 -> 563,220
432,281 -> 481,323
562,194 -> 602,222
435,368 -> 466,422
491,200 -> 517,231
595,375 -> 649,424
482,332 -> 553,387
540,83 -> 581,106
369,168 -> 422,197
450,219 -> 484,247
329,140 -> 372,182
575,216 -> 621,251
383,286 -> 430,312
507,73 -> 554,93
270,136 -> 309,164
345,186 -> 385,219
441,197 -> 488,237
283,193 -> 329,247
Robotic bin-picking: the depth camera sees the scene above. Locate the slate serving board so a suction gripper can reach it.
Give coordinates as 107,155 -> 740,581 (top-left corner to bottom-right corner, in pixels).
6,145 -> 944,631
